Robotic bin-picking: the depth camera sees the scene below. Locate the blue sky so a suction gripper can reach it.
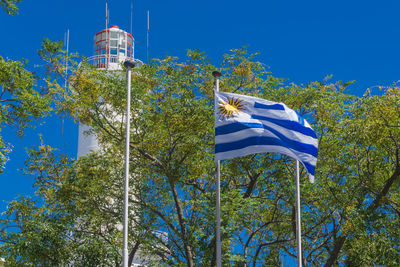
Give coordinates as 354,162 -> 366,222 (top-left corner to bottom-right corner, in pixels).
1,0 -> 399,214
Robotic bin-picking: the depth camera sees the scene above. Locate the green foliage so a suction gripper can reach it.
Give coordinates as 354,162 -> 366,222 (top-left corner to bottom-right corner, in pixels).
0,0 -> 23,15
0,56 -> 53,173
0,57 -> 51,131
1,46 -> 400,266
0,37 -> 78,173
0,144 -> 126,266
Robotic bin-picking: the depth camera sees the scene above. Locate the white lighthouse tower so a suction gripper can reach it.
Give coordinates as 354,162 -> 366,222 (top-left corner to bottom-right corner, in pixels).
76,25 -> 154,266
76,23 -> 166,266
77,25 -> 136,157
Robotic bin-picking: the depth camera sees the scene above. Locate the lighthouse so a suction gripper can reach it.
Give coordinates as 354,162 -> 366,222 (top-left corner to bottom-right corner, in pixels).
77,25 -> 136,157
75,20 -> 166,265
75,24 -> 156,266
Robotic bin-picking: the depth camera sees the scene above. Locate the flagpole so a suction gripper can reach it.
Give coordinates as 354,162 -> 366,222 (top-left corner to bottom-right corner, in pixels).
295,160 -> 302,267
123,60 -> 135,267
212,70 -> 222,267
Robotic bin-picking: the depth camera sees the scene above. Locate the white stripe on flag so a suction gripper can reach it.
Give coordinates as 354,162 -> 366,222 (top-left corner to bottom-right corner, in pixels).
214,91 -> 318,183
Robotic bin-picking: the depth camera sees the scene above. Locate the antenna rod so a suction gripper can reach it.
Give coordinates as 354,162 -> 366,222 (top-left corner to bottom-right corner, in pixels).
130,1 -> 133,36
64,31 -> 66,80
105,1 -> 108,29
147,10 -> 149,64
65,29 -> 69,90
62,29 -> 69,136
106,1 -> 110,68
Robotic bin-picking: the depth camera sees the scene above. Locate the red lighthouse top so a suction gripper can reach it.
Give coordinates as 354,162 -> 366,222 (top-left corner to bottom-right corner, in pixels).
92,25 -> 134,69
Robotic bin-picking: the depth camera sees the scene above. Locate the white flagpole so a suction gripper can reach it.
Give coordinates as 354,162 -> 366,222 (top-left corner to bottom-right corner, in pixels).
123,60 -> 135,267
295,160 -> 302,267
213,70 -> 222,267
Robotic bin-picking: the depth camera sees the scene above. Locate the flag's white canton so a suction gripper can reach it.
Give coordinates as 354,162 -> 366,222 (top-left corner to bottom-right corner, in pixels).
215,91 -> 318,183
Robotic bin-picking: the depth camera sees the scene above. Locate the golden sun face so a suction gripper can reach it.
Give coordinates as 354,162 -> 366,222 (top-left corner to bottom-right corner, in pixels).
218,97 -> 245,119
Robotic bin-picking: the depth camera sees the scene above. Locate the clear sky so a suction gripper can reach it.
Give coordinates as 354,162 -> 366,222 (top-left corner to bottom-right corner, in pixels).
0,0 -> 399,212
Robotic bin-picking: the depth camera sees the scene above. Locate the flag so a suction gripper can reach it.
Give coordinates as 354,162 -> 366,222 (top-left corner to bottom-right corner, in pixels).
215,91 -> 318,183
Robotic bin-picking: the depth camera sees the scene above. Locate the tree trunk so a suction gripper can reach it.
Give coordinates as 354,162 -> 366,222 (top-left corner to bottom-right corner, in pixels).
169,178 -> 195,267
324,165 -> 400,266
324,235 -> 346,267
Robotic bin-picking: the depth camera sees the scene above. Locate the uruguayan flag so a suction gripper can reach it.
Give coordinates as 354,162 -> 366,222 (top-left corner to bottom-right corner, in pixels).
215,91 -> 318,183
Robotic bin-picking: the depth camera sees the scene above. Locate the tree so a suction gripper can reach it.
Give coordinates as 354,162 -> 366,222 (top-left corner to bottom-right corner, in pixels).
0,55 -> 53,173
0,2 -> 56,173
1,45 -> 400,266
0,0 -> 23,15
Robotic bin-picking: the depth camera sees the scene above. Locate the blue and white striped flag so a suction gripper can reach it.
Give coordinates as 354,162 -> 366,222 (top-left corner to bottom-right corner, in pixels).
215,91 -> 318,183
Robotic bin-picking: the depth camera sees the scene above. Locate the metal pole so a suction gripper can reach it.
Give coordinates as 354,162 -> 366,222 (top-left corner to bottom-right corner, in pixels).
216,160 -> 221,267
105,1 -> 108,30
123,60 -> 135,267
64,29 -> 69,90
213,70 -> 222,267
130,1 -> 133,36
106,1 -> 109,68
61,29 -> 69,136
146,10 -> 149,64
295,160 -> 302,267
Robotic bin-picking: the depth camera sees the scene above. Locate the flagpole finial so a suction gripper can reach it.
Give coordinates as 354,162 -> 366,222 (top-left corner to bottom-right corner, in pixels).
212,70 -> 222,78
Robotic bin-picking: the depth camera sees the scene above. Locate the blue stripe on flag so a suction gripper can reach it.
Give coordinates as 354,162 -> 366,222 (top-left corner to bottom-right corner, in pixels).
295,110 -> 305,126
254,102 -> 285,110
302,161 -> 316,176
251,115 -> 317,139
215,123 -> 318,158
215,137 -> 316,175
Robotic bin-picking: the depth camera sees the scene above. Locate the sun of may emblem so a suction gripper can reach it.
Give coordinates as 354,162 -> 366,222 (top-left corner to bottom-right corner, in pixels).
218,96 -> 245,119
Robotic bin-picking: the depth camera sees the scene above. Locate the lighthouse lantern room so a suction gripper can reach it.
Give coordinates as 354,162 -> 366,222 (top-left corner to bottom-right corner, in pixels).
93,25 -> 134,70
